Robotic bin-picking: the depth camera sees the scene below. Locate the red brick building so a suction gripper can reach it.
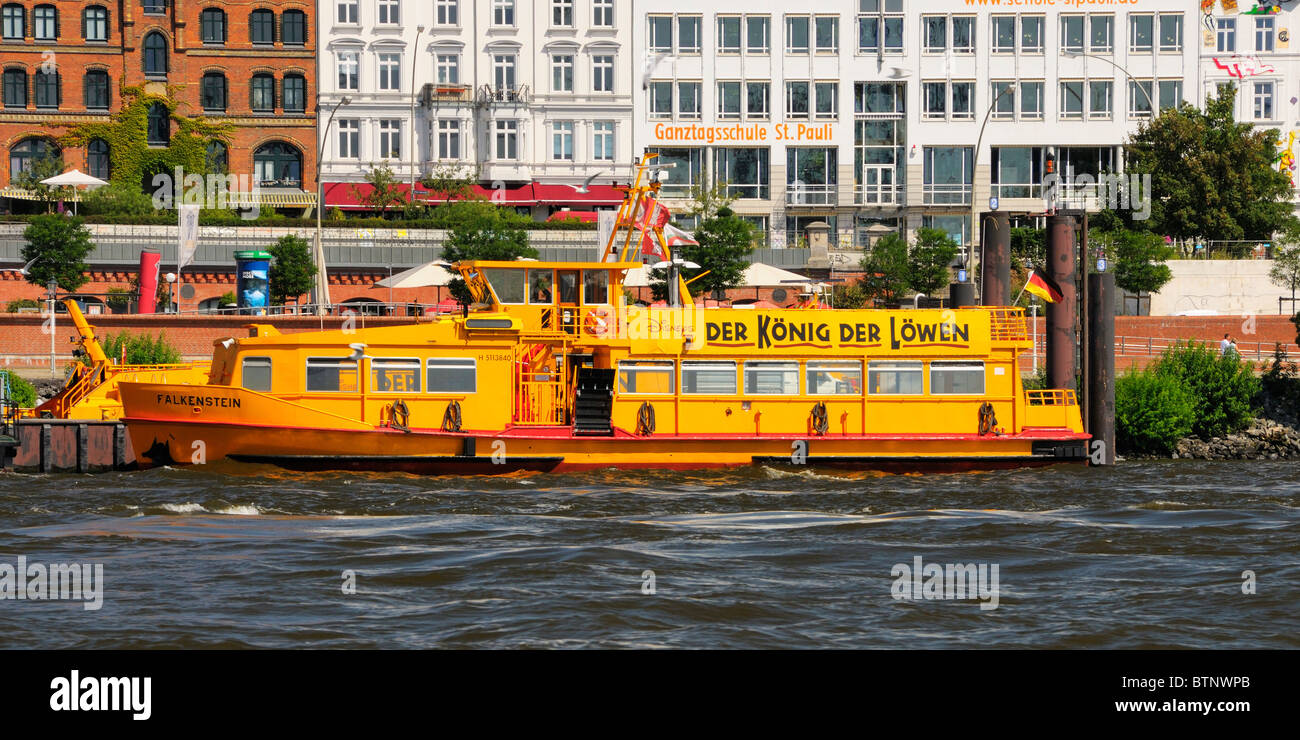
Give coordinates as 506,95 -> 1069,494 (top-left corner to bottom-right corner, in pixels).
0,1 -> 317,203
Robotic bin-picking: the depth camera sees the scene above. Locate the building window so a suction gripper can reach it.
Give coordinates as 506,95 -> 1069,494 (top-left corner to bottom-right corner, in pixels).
201,72 -> 226,112
786,81 -> 809,119
747,16 -> 770,54
1216,18 -> 1236,53
33,5 -> 57,41
718,81 -> 741,120
593,121 -> 614,161
146,102 -> 170,145
1089,80 -> 1113,119
992,16 -> 1015,53
1158,80 -> 1183,110
283,74 -> 305,113
493,54 -> 516,92
254,142 -> 301,187
143,32 -> 168,77
650,17 -> 673,54
1129,80 -> 1153,119
1,4 -> 23,40
435,54 -> 459,84
786,16 -> 810,55
552,0 -> 572,27
593,0 -> 613,27
437,119 -> 460,159
1129,14 -> 1153,53
678,81 -> 701,119
282,10 -> 306,45
991,147 -> 1043,199
858,0 -> 903,54
436,0 -> 457,26
718,16 -> 741,54
646,147 -> 703,196
494,120 -> 518,160
814,82 -> 837,119
493,0 -> 514,26
922,147 -> 973,205
1060,80 -> 1084,119
1255,17 -> 1275,53
250,9 -> 274,45
1021,15 -> 1044,53
9,138 -> 57,179
922,81 -> 971,121
551,55 -> 573,93
83,6 -> 108,42
991,81 -> 1015,120
1253,81 -> 1275,120
787,147 -> 837,203
649,81 -> 672,118
854,117 -> 903,206
87,139 -> 110,180
747,81 -> 770,119
2,69 -> 25,109
551,121 -> 573,161
1090,14 -> 1114,53
33,70 -> 58,109
379,54 -> 401,91
83,70 -> 109,110
678,15 -> 702,54
815,16 -> 838,54
378,119 -> 401,159
713,147 -> 769,199
378,0 -> 399,25
868,362 -> 922,395
592,55 -> 614,93
206,141 -> 227,172
1020,81 -> 1044,120
337,51 -> 358,90
1061,15 -> 1084,53
336,0 -> 358,24
923,16 -> 947,53
1159,13 -> 1183,52
250,74 -> 275,112
854,81 -> 905,114
200,8 -> 225,44
337,119 -> 359,159
141,0 -> 167,14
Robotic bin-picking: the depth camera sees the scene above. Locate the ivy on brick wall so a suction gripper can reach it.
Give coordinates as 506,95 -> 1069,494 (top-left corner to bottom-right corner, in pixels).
59,86 -> 233,195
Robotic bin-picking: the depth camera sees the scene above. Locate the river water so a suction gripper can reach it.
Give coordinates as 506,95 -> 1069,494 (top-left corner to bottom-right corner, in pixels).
0,461 -> 1296,649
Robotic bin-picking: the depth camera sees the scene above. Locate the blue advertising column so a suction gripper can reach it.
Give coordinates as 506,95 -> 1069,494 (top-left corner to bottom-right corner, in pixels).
234,250 -> 271,316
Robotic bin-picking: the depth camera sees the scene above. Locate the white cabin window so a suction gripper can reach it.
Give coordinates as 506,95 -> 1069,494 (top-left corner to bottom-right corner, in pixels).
930,361 -> 985,395
618,361 -> 674,395
372,358 -> 421,393
743,361 -> 799,395
484,268 -> 526,304
806,361 -> 862,395
681,361 -> 737,395
427,358 -> 476,394
867,361 -> 922,395
306,357 -> 358,392
242,356 -> 272,392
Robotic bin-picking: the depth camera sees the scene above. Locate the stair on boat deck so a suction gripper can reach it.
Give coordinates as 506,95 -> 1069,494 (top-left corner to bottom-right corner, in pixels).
572,367 -> 615,436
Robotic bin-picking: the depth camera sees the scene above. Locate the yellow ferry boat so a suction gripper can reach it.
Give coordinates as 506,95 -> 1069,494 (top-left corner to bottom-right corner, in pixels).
117,155 -> 1088,474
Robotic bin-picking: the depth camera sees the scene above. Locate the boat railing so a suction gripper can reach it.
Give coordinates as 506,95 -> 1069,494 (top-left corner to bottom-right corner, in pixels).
984,307 -> 1029,342
1025,389 -> 1078,406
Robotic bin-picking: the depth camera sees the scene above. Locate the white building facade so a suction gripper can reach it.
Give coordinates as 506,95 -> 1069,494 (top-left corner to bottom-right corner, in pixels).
318,0 -> 635,216
632,0 -> 1202,252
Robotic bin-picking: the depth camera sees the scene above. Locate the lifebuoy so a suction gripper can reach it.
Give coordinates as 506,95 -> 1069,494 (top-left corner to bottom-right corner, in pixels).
583,307 -> 610,337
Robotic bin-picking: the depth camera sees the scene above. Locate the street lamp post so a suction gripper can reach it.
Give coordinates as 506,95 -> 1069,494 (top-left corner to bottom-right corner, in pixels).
315,96 -> 352,316
971,82 -> 1017,300
410,25 -> 425,195
46,278 -> 56,378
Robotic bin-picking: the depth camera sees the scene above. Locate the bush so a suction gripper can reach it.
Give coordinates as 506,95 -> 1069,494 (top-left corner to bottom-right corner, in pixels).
0,370 -> 38,408
5,298 -> 41,312
1116,371 -> 1197,456
1150,340 -> 1259,439
97,331 -> 182,366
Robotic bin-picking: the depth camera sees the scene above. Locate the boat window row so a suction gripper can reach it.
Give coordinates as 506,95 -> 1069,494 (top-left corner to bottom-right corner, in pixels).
241,356 -> 478,394
485,267 -> 609,306
618,360 -> 986,397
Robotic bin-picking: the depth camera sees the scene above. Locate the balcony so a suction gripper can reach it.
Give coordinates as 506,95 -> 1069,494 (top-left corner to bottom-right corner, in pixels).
785,183 -> 837,207
477,85 -> 530,105
854,183 -> 901,206
922,183 -> 972,206
421,83 -> 471,106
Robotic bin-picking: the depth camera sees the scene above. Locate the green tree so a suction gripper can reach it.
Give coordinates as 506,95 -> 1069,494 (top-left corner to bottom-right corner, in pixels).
652,207 -> 755,300
907,227 -> 959,296
421,162 -> 480,205
1100,228 -> 1175,295
441,210 -> 536,304
96,332 -> 182,365
682,181 -> 738,222
0,370 -> 38,408
1118,84 -> 1300,250
21,215 -> 95,292
1151,341 -> 1260,439
354,163 -> 409,216
267,235 -> 316,306
13,152 -> 68,209
81,180 -> 157,217
832,280 -> 871,309
1268,222 -> 1300,310
1009,226 -> 1045,273
1115,371 -> 1197,456
859,233 -> 910,305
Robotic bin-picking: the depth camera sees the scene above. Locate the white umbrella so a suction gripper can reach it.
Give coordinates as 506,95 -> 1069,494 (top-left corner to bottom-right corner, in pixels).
40,169 -> 108,215
740,263 -> 814,288
374,261 -> 457,289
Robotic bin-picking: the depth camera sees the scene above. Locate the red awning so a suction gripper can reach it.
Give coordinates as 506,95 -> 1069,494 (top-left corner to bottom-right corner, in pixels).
532,183 -> 625,205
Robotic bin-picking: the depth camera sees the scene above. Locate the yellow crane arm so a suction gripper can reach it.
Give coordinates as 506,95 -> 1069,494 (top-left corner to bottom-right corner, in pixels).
62,299 -> 109,365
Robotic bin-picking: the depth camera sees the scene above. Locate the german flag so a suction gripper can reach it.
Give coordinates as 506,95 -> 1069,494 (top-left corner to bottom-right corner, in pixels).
1024,269 -> 1063,304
